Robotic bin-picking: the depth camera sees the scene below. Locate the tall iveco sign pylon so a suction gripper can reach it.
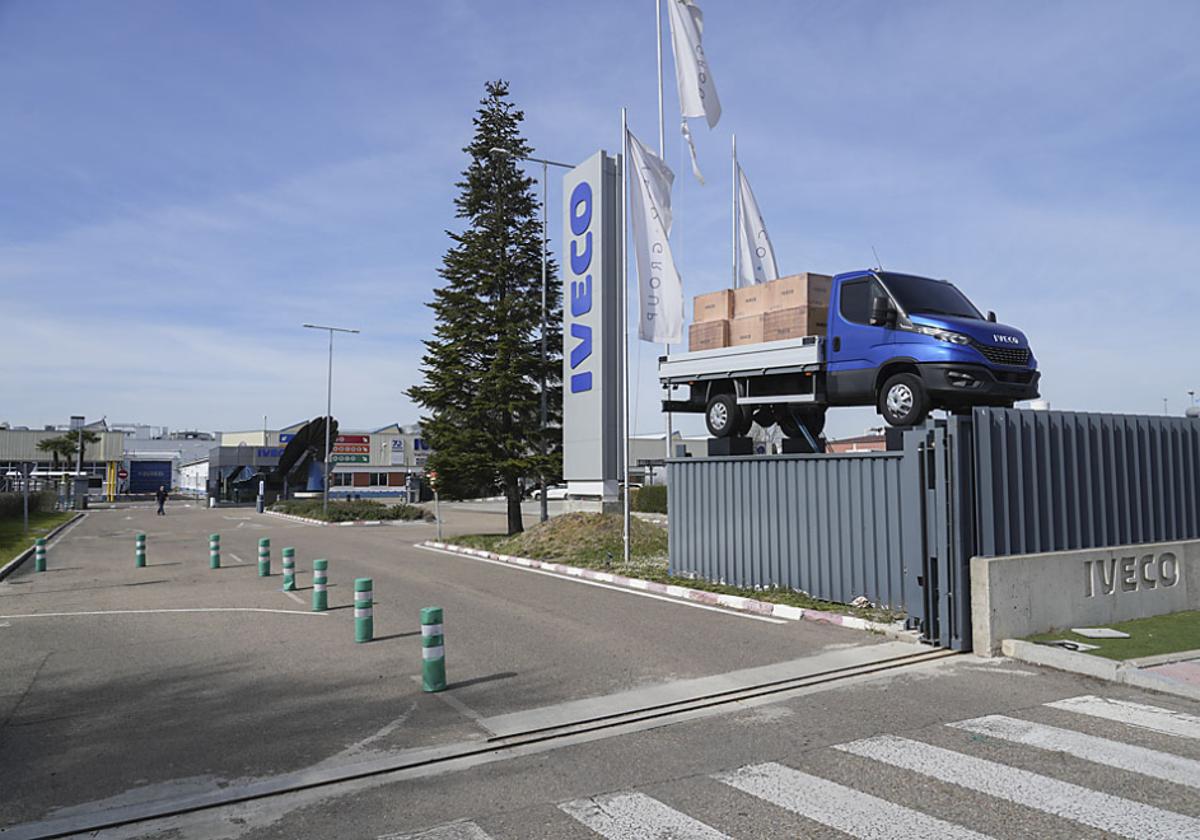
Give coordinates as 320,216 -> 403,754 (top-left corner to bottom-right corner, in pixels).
562,150 -> 622,500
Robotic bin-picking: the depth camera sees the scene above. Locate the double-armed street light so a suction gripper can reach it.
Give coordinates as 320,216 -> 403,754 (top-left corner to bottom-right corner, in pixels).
302,323 -> 360,515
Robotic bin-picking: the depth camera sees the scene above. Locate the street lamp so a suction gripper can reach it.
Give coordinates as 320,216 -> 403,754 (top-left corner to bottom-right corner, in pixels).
489,146 -> 572,524
302,323 -> 360,515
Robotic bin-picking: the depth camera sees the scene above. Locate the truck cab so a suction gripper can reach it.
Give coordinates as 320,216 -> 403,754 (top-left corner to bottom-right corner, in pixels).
826,270 -> 1040,426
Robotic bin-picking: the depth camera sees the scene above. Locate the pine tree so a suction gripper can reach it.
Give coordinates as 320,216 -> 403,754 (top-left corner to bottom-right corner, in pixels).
408,81 -> 562,535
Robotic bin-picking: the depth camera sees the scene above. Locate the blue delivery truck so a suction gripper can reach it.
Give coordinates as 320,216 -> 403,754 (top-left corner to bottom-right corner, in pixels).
659,269 -> 1040,437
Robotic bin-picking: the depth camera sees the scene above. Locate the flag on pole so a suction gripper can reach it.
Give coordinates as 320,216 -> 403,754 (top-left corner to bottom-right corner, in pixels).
666,0 -> 721,183
627,130 -> 684,344
736,162 -> 780,287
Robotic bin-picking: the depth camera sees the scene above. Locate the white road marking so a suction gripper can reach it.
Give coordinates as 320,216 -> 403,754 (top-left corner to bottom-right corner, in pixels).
45,513 -> 88,550
717,761 -> 994,839
228,553 -> 246,564
283,590 -> 304,605
836,735 -> 1200,839
560,791 -> 732,839
0,608 -> 327,620
1046,695 -> 1200,741
415,544 -> 785,624
378,821 -> 494,840
952,715 -> 1200,789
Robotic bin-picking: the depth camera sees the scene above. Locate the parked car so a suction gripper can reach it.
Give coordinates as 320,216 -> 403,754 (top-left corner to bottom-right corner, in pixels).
531,484 -> 569,500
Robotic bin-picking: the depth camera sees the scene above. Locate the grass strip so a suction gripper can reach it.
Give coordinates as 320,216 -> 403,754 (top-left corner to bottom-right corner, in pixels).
451,513 -> 902,624
0,511 -> 78,565
1027,610 -> 1200,661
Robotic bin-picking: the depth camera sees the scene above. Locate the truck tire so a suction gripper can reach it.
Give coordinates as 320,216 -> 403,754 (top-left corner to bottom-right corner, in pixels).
705,393 -> 741,438
775,406 -> 826,439
879,373 -> 928,427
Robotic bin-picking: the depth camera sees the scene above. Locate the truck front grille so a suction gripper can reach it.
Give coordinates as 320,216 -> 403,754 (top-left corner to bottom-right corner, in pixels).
973,342 -> 1031,367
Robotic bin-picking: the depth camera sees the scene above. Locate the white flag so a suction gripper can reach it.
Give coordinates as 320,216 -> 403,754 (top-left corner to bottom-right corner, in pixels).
666,0 -> 721,183
736,163 -> 780,287
627,130 -> 684,344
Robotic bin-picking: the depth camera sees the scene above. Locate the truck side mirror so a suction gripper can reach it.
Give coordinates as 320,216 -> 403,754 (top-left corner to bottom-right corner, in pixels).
987,310 -> 997,323
869,296 -> 895,327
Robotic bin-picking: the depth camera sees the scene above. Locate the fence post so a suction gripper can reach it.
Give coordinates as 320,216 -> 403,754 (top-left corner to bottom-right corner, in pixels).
35,538 -> 47,572
209,533 -> 220,569
421,606 -> 446,692
312,559 -> 328,612
282,547 -> 296,591
135,532 -> 146,567
354,578 -> 373,642
258,537 -> 270,577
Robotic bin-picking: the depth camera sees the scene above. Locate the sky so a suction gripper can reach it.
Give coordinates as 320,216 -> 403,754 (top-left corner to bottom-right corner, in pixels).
2,0 -> 1198,439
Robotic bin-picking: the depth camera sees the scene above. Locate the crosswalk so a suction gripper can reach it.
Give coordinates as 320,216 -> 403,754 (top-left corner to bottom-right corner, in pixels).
382,694 -> 1200,840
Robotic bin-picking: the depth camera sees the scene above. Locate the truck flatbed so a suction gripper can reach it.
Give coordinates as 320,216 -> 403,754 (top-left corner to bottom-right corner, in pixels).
659,335 -> 823,383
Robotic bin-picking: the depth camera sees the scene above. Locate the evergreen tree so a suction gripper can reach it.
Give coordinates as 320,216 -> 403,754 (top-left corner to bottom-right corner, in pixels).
409,81 -> 562,535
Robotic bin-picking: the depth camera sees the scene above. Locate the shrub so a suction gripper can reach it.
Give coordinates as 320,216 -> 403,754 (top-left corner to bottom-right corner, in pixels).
0,491 -> 57,520
633,484 -> 667,514
271,498 -> 432,523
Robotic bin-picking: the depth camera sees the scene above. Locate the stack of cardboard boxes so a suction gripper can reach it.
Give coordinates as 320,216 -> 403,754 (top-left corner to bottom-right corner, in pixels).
688,272 -> 833,352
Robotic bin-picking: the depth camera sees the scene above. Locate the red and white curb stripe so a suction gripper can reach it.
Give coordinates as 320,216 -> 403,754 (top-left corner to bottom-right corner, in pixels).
421,541 -> 912,639
262,510 -> 386,527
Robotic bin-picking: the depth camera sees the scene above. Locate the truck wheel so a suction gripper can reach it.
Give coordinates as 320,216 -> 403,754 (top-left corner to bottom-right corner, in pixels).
705,393 -> 741,438
775,406 -> 826,439
879,373 -> 928,427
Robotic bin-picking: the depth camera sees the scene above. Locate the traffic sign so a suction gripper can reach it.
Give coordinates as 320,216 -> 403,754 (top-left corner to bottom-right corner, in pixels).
117,468 -> 129,480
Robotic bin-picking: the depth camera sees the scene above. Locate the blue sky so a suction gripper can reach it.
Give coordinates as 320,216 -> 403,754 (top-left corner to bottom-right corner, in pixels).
2,0 -> 1198,438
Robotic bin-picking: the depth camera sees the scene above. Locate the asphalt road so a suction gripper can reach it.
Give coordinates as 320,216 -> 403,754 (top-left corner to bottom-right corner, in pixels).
0,503 -> 875,829
5,504 -> 1198,839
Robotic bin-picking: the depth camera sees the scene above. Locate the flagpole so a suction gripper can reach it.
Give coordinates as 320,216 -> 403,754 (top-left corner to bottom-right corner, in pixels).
621,107 -> 631,567
657,0 -> 673,475
731,132 -> 738,288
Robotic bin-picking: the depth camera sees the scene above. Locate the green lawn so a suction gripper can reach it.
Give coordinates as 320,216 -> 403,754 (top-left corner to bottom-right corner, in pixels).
0,511 -> 78,565
451,513 -> 903,624
1027,611 -> 1200,661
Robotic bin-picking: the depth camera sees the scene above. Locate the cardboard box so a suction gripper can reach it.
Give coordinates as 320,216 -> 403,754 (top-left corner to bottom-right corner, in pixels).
693,289 -> 734,323
729,314 -> 765,346
733,285 -> 771,318
763,306 -> 828,341
768,272 -> 833,312
688,320 -> 729,351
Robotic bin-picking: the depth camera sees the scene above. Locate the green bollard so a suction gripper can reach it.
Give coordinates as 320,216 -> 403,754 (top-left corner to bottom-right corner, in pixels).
281,547 -> 296,591
258,537 -> 271,577
312,559 -> 328,612
209,533 -> 220,569
421,606 -> 446,692
135,533 -> 146,568
34,538 -> 47,572
354,578 -> 373,643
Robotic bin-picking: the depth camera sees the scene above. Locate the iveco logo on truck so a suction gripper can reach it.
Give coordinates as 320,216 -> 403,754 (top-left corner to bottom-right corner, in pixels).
994,334 -> 1020,345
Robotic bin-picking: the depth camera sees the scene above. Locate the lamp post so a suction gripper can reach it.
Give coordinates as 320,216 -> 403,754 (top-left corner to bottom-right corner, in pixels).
302,324 -> 360,516
488,146 -> 572,524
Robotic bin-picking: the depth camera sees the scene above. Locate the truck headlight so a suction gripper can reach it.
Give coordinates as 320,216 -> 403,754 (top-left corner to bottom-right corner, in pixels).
913,325 -> 971,345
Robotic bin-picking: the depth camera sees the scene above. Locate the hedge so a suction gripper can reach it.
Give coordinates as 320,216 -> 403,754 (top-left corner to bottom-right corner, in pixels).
0,492 -> 57,520
633,484 -> 667,514
271,498 -> 432,523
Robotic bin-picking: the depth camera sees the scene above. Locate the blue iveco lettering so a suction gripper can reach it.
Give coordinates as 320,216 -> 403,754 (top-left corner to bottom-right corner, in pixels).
567,181 -> 593,393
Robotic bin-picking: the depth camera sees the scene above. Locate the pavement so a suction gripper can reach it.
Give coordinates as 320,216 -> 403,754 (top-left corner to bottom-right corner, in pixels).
3,503 -> 1199,839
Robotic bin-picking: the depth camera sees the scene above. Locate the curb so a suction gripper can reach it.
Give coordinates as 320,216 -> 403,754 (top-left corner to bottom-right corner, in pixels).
421,540 -> 915,641
262,510 -> 387,528
0,512 -> 87,582
1002,639 -> 1200,703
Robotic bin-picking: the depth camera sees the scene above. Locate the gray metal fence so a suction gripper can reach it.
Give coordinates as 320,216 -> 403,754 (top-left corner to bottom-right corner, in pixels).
970,408 -> 1200,556
669,451 -> 914,610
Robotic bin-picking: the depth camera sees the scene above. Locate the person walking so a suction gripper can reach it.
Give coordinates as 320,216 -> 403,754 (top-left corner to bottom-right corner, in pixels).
155,485 -> 168,516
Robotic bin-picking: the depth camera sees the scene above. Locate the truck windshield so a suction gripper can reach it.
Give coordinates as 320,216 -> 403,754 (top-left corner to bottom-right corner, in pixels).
879,272 -> 982,320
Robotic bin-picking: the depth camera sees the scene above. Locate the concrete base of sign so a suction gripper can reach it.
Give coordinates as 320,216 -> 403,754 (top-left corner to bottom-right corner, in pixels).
563,498 -> 623,515
971,539 -> 1200,656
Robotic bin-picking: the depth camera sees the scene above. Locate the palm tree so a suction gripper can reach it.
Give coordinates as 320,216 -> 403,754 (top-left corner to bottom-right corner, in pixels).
37,430 -> 100,503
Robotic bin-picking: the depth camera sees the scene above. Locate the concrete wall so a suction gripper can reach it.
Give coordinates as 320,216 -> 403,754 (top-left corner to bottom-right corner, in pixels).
971,539 -> 1200,656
